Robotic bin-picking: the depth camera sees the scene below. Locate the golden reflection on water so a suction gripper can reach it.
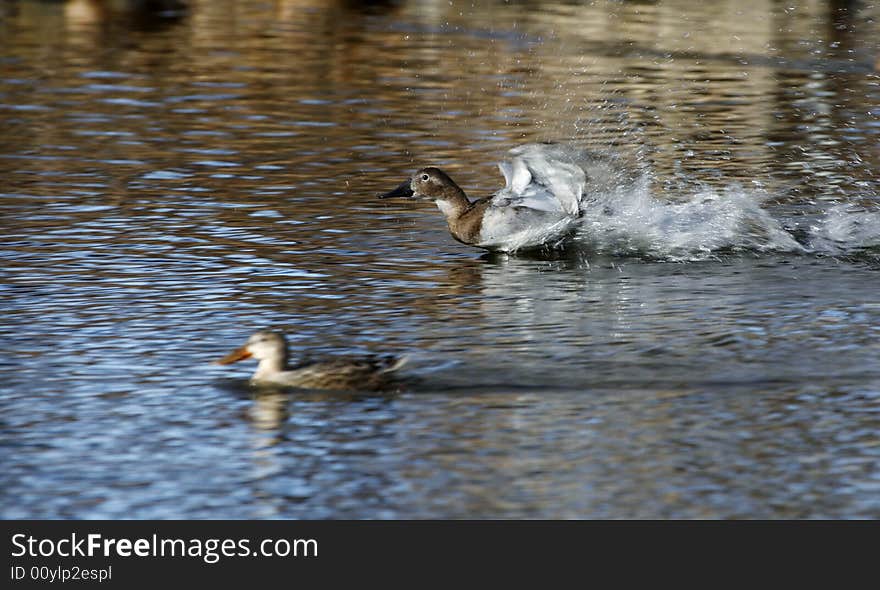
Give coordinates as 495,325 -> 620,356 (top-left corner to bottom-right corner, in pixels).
2,0 -> 877,196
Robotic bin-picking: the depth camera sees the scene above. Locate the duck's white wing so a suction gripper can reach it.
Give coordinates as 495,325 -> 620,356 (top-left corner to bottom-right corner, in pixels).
493,143 -> 587,216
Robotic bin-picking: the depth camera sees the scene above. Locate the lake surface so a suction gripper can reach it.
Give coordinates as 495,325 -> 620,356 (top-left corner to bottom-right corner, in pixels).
1,0 -> 879,518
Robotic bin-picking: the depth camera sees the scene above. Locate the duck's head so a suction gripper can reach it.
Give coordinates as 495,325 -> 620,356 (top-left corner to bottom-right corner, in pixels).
379,167 -> 466,203
216,330 -> 288,365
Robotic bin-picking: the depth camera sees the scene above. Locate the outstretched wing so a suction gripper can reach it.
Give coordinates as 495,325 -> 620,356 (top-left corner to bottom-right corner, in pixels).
493,143 -> 589,216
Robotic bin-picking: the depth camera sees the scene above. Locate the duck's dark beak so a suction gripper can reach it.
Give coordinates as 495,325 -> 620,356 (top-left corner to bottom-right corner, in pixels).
378,180 -> 415,199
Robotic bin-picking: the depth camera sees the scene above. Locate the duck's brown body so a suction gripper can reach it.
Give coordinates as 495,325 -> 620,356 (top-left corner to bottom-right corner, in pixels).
439,196 -> 493,246
277,356 -> 405,390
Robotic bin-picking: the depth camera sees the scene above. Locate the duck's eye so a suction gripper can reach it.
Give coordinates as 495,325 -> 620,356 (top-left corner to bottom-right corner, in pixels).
421,174 -> 430,182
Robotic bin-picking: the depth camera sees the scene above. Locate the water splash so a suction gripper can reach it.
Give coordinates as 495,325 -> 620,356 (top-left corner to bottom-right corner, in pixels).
570,176 -> 879,262
572,177 -> 801,261
805,204 -> 880,256
485,143 -> 878,261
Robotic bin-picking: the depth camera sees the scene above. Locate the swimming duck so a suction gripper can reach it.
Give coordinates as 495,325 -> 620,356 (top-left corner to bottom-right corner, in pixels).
216,330 -> 407,390
379,143 -> 620,252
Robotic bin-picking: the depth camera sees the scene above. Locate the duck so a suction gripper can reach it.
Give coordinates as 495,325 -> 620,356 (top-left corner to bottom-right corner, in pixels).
216,330 -> 407,391
379,142 -> 622,252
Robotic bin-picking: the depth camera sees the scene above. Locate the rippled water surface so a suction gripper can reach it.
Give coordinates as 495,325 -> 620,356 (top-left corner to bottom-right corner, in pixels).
2,0 -> 879,518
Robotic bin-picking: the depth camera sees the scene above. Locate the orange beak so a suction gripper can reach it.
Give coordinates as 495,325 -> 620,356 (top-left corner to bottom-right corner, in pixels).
216,346 -> 253,365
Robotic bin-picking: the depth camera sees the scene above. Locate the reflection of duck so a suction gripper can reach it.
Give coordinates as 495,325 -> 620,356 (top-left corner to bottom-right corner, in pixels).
249,391 -> 289,435
380,143 -> 622,253
216,330 -> 407,390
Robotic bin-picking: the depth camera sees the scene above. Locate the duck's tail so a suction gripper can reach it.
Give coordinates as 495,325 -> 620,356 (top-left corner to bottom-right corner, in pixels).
378,354 -> 409,374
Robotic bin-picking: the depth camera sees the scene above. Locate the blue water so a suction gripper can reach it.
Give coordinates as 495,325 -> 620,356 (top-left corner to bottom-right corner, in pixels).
1,0 -> 878,518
